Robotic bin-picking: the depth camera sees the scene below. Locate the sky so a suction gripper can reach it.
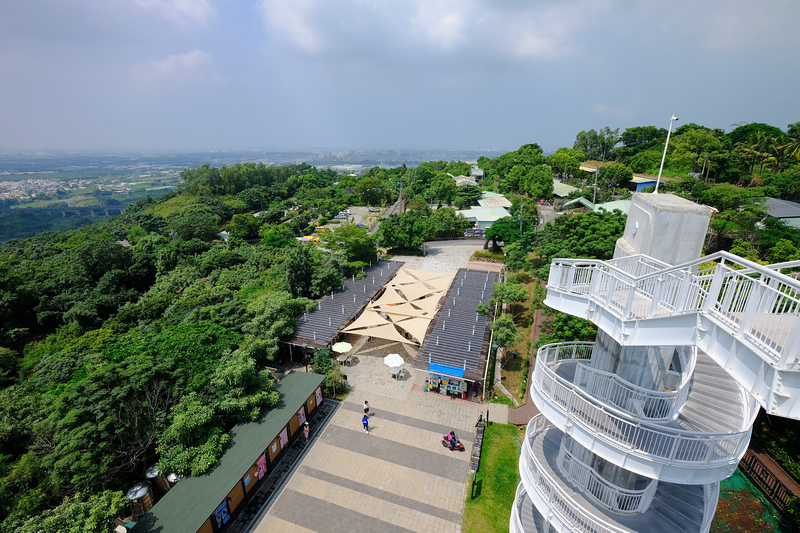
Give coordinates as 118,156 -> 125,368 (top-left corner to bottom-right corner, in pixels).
1,0 -> 799,153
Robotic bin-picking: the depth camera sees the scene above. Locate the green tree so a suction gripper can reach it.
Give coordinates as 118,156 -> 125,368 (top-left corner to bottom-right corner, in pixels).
502,242 -> 529,271
546,151 -> 581,179
485,217 -> 523,248
11,490 -> 126,533
615,126 -> 668,161
260,224 -> 294,247
284,244 -> 315,298
453,184 -> 482,209
355,176 -> 394,206
166,204 -> 221,241
377,212 -> 430,249
599,162 -> 634,188
156,393 -> 230,476
227,213 -> 261,240
489,314 -> 523,348
669,128 -> 729,176
319,223 -> 377,263
428,207 -> 469,238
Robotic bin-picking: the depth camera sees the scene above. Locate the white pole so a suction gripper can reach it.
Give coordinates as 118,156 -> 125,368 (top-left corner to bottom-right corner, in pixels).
654,115 -> 679,194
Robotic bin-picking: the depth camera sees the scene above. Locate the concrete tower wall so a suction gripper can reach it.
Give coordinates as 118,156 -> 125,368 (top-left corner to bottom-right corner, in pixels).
614,193 -> 712,265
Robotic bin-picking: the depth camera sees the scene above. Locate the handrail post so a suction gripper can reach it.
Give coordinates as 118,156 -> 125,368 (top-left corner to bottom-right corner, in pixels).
566,264 -> 575,293
779,324 -> 800,366
738,280 -> 765,338
702,264 -> 726,313
648,276 -> 664,317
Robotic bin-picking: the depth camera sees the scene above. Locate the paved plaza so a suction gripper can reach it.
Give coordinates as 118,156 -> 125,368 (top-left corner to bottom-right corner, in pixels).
252,345 -> 506,533
251,246 -> 506,533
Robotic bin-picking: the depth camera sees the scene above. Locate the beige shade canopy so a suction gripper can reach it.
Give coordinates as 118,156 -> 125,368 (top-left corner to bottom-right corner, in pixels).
371,288 -> 407,307
343,310 -> 388,331
341,268 -> 454,346
392,316 -> 431,343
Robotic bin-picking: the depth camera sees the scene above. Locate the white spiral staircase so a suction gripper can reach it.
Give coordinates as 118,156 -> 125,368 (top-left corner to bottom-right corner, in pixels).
511,251 -> 800,533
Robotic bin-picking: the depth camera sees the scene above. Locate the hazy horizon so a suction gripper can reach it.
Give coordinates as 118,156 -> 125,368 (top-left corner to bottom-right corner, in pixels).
2,1 -> 798,153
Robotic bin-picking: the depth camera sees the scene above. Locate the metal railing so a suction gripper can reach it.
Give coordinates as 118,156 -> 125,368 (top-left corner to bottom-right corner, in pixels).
541,342 -> 695,421
702,481 -> 721,532
739,448 -> 794,512
556,436 -> 657,514
520,415 -> 629,533
510,483 -> 527,533
606,254 -> 671,277
534,342 -> 754,468
548,251 -> 800,369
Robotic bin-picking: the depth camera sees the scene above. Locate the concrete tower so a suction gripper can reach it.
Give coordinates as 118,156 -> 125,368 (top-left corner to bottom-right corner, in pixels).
511,193 -> 800,532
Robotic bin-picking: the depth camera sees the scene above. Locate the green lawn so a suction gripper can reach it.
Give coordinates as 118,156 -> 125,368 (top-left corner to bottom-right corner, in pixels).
463,422 -> 522,533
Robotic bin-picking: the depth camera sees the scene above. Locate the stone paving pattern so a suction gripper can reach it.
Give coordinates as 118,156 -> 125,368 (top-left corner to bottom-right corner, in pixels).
252,351 -> 495,533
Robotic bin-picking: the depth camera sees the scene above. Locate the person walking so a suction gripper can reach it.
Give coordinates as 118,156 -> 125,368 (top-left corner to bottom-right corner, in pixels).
303,422 -> 310,442
363,400 -> 370,416
362,413 -> 370,433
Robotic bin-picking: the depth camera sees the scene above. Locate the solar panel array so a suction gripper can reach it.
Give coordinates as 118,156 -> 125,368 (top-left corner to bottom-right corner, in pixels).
290,259 -> 404,348
415,268 -> 499,380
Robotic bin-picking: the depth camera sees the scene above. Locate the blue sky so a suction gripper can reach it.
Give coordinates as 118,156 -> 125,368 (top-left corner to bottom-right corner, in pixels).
1,0 -> 798,153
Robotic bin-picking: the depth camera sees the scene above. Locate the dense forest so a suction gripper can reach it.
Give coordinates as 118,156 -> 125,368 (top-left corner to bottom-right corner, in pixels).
0,118 -> 799,531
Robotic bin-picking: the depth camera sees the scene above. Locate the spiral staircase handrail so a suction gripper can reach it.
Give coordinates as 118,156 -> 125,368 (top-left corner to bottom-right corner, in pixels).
556,436 -> 658,514
521,415 -> 630,533
541,343 -> 695,421
534,343 -> 754,467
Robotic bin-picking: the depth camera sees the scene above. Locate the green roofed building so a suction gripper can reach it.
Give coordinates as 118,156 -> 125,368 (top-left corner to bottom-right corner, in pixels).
132,371 -> 325,533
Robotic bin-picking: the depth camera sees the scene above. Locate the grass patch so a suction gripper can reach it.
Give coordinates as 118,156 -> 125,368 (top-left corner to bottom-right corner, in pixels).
146,192 -> 197,218
473,249 -> 505,262
463,422 -> 522,533
488,394 -> 515,407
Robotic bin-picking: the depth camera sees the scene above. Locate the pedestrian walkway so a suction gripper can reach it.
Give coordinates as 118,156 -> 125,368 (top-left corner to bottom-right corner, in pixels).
251,350 -> 485,532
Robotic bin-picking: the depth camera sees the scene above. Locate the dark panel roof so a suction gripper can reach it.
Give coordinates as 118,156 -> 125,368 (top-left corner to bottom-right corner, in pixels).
766,197 -> 800,219
132,372 -> 325,533
414,268 -> 498,380
290,259 -> 404,348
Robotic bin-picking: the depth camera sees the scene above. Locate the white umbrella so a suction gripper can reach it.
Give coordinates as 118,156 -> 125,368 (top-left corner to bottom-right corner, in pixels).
383,353 -> 404,368
331,342 -> 353,353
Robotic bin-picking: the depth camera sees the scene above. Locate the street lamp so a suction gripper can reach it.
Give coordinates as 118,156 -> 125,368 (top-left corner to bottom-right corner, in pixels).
654,115 -> 679,193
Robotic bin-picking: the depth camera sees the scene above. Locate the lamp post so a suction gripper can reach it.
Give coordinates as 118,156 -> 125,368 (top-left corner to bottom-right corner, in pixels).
654,115 -> 679,193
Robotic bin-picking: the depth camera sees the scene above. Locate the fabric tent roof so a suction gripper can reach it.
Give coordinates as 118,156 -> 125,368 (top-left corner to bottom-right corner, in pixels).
360,322 -> 416,344
341,268 -> 454,346
393,317 -> 431,343
343,310 -> 388,331
371,288 -> 408,306
394,284 -> 438,302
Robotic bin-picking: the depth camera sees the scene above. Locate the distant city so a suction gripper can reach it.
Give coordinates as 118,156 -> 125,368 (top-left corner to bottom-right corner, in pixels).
0,148 -> 511,175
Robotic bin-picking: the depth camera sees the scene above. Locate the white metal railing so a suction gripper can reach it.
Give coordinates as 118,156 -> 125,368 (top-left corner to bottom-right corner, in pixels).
541,343 -> 694,421
548,251 -> 800,369
533,342 -> 753,468
557,435 -> 657,515
702,481 -> 721,532
521,415 -> 629,533
510,483 -> 526,533
607,254 -> 671,278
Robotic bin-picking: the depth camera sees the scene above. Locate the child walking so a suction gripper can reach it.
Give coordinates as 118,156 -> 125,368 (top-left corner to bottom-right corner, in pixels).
362,413 -> 370,433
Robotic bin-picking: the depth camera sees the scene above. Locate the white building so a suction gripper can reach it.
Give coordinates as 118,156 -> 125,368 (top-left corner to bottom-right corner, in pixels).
512,193 -> 800,532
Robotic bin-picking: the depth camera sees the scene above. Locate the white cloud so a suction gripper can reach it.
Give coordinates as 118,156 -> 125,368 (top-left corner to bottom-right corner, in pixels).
259,0 -> 325,53
132,0 -> 215,25
410,0 -> 467,51
130,50 -> 213,90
